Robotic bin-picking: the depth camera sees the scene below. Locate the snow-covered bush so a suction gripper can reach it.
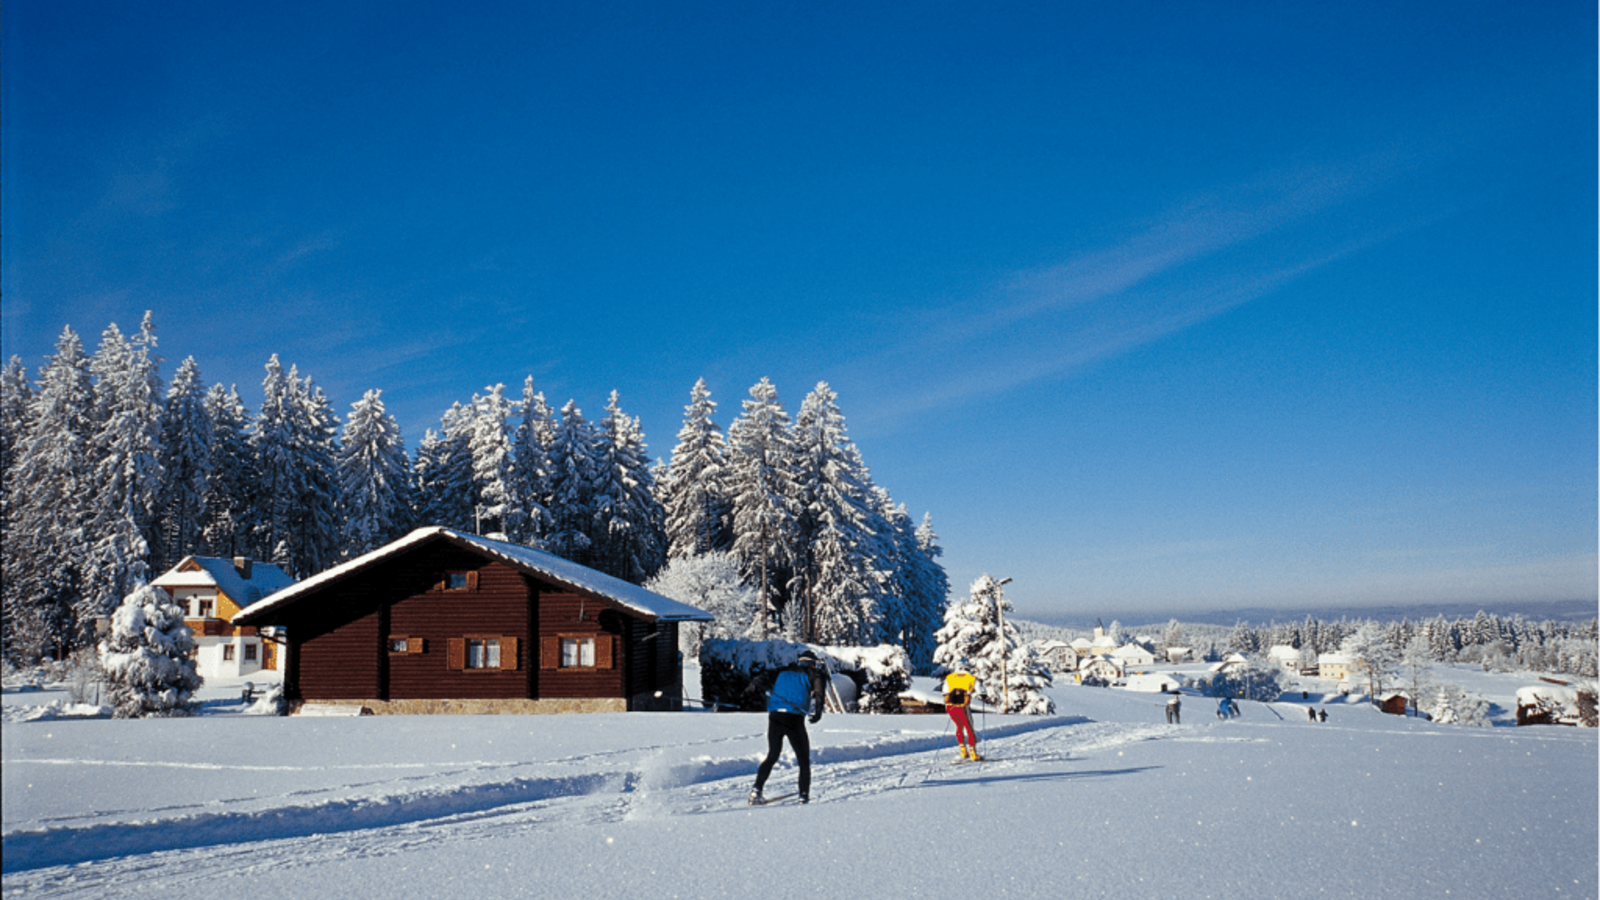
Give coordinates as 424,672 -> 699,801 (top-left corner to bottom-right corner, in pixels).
64,646 -> 105,705
932,575 -> 1054,715
99,584 -> 202,718
244,681 -> 288,716
644,551 -> 760,659
699,638 -> 909,714
1424,683 -> 1492,727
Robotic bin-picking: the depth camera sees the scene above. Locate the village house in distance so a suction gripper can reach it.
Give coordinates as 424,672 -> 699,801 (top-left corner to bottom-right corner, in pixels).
232,527 -> 712,714
152,555 -> 296,680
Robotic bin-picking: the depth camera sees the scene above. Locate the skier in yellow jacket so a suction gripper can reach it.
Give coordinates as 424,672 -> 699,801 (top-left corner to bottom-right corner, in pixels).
943,670 -> 983,761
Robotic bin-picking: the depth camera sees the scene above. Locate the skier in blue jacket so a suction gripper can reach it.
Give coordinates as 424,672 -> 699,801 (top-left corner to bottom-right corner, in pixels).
749,650 -> 829,805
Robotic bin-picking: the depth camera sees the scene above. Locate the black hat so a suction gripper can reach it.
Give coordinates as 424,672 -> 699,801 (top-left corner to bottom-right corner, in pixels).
797,649 -> 820,665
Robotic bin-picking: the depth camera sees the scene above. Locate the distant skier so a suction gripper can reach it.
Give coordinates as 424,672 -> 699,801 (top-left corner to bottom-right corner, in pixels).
943,669 -> 984,761
749,650 -> 829,805
1165,691 -> 1182,724
1318,708 -> 1328,723
1308,707 -> 1317,722
1217,697 -> 1239,719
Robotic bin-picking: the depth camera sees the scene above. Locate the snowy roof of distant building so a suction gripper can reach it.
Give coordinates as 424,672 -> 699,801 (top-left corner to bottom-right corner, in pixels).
234,527 -> 712,625
1267,645 -> 1303,658
1317,652 -> 1354,664
153,557 -> 296,609
1070,638 -> 1093,649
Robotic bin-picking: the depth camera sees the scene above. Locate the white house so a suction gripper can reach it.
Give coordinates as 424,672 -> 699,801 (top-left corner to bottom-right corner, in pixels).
1078,656 -> 1124,684
1123,672 -> 1183,693
1317,652 -> 1354,682
1033,640 -> 1078,673
1266,644 -> 1314,674
152,556 -> 295,680
1208,652 -> 1250,675
1112,642 -> 1157,668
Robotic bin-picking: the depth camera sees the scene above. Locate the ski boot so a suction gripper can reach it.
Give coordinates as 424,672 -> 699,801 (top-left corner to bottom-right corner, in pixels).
748,788 -> 763,806
798,793 -> 809,805
955,744 -> 971,763
967,745 -> 984,762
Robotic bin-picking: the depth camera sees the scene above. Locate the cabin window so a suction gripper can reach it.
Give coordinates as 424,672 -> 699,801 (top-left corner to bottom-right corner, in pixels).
466,639 -> 502,669
389,637 -> 409,653
440,571 -> 479,591
244,643 -> 257,661
561,637 -> 595,668
223,645 -> 236,661
198,598 -> 215,618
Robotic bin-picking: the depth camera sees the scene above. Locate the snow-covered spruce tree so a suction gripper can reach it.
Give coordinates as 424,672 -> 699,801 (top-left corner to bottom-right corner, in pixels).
9,329 -> 97,655
904,512 -> 951,674
644,550 -> 759,659
199,384 -> 257,557
467,384 -> 517,537
932,575 -> 1054,714
82,315 -> 164,645
337,389 -> 413,557
659,378 -> 732,560
509,377 -> 553,546
1,356 -> 38,661
413,403 -> 475,532
1340,621 -> 1399,700
544,400 -> 599,564
100,583 -> 201,717
726,378 -> 800,638
151,356 -> 213,570
1202,661 -> 1286,702
591,391 -> 665,583
1399,635 -> 1435,716
790,382 -> 881,645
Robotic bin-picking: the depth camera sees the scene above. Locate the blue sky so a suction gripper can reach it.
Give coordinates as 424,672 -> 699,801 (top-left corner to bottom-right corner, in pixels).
4,2 -> 1594,618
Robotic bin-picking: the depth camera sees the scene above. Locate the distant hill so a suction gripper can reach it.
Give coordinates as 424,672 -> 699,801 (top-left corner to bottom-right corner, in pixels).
1016,598 -> 1597,631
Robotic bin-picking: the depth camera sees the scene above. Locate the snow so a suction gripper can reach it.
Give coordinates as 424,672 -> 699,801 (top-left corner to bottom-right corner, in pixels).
3,665 -> 1595,899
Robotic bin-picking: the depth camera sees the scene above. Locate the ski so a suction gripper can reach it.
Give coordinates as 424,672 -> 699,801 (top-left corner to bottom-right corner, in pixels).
749,792 -> 798,806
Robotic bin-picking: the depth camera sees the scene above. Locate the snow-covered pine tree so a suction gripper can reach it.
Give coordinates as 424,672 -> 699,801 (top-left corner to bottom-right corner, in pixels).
199,384 -> 256,557
789,382 -> 881,645
1,356 -> 40,661
659,378 -> 732,559
1340,621 -> 1399,699
337,389 -> 413,557
643,550 -> 759,659
251,358 -> 341,578
509,377 -> 553,546
99,583 -> 201,717
9,329 -> 97,655
904,512 -> 951,674
932,574 -> 1055,714
82,315 -> 164,643
544,400 -> 599,564
591,391 -> 665,583
467,384 -> 516,537
726,378 -> 800,638
151,357 -> 213,570
414,403 -> 475,532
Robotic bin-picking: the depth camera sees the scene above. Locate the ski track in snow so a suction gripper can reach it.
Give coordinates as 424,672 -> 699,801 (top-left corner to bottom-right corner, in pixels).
2,715 -> 1164,893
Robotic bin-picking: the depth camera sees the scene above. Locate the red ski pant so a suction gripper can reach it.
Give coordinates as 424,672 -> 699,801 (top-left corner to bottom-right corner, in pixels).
947,704 -> 976,747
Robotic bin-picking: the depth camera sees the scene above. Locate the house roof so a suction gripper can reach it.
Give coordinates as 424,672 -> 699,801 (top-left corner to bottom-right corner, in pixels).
152,557 -> 296,610
233,527 -> 713,626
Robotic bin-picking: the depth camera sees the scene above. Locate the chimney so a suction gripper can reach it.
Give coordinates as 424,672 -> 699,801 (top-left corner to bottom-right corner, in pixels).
234,556 -> 252,579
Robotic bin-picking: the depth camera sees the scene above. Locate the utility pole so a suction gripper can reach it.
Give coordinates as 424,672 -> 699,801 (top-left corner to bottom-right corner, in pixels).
995,577 -> 1013,713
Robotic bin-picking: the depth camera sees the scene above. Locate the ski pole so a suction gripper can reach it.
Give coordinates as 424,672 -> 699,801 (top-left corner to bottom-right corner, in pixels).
921,716 -> 954,783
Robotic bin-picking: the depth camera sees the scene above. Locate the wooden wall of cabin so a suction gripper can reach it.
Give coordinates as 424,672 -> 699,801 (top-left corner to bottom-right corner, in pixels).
385,547 -> 533,700
285,581 -> 385,702
535,590 -> 626,699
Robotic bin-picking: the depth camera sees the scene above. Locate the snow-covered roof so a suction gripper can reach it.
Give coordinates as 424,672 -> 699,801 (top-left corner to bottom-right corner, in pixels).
153,557 -> 296,610
234,527 -> 712,625
1317,652 -> 1354,664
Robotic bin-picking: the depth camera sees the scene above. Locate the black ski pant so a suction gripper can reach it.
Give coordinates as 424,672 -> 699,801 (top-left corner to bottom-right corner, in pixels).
754,711 -> 811,796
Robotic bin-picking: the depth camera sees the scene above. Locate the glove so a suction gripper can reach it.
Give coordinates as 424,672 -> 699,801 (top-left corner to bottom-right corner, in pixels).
808,711 -> 821,724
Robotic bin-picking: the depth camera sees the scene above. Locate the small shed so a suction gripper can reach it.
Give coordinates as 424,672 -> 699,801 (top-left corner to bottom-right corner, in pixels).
232,527 -> 712,714
1376,692 -> 1410,716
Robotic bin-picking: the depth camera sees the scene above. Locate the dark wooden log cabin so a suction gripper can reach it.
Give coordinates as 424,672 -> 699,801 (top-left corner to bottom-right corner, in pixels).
232,527 -> 712,714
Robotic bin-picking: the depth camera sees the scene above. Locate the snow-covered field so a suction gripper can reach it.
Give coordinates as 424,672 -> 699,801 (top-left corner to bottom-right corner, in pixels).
4,668 -> 1595,899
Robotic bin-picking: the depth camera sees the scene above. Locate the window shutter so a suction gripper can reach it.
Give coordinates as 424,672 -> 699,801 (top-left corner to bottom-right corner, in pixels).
540,637 -> 560,670
501,637 -> 519,670
447,638 -> 465,670
466,570 -> 479,591
408,637 -> 424,654
434,576 -> 446,592
595,634 -> 614,669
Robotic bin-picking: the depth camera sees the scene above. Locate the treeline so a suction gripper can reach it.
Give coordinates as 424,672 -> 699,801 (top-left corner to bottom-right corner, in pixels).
1016,611 -> 1599,678
1,314 -> 949,665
